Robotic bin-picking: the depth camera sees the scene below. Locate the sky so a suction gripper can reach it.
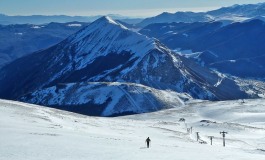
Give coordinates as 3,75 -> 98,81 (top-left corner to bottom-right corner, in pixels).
0,0 -> 265,17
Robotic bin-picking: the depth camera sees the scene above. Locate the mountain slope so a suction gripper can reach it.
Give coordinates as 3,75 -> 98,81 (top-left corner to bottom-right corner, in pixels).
139,21 -> 223,50
0,16 -> 251,116
140,20 -> 265,79
20,82 -> 188,116
1,99 -> 265,159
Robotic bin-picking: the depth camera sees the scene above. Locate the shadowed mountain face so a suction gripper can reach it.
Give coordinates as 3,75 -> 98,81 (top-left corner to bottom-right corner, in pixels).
0,16 -> 251,116
0,22 -> 89,69
140,20 -> 265,79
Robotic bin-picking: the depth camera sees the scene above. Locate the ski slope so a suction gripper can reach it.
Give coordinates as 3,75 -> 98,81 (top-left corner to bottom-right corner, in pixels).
1,99 -> 265,160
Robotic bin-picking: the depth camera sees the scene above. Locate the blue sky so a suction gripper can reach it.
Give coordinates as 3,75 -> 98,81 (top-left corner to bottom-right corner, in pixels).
0,0 -> 265,17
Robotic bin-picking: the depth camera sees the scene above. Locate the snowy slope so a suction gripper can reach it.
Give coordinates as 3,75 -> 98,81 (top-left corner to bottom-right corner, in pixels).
20,82 -> 189,116
1,99 -> 265,160
66,16 -> 155,70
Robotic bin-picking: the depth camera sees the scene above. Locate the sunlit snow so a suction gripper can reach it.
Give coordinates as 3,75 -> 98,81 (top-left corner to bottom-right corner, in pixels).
1,99 -> 265,160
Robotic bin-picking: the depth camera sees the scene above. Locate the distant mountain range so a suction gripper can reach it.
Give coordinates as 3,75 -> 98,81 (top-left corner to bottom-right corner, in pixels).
207,3 -> 265,17
0,14 -> 95,25
0,22 -> 89,69
2,2 -> 265,27
140,19 -> 265,79
137,2 -> 265,27
137,12 -> 210,27
0,16 -> 256,116
0,13 -> 143,25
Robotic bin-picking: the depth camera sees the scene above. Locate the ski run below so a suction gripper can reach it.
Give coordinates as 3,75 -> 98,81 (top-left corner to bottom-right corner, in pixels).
1,98 -> 265,160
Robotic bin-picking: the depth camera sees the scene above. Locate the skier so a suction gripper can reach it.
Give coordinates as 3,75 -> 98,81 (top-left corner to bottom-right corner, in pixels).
146,137 -> 151,148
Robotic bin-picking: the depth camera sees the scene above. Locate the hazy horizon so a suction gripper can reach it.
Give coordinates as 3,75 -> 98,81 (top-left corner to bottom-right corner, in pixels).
0,0 -> 265,18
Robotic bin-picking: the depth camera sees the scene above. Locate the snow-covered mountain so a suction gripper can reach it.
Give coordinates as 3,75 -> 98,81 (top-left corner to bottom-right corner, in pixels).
140,19 -> 265,79
1,99 -> 265,159
0,16 -> 254,116
20,82 -> 189,116
208,3 -> 265,17
137,12 -> 209,27
0,22 -> 89,69
137,2 -> 265,27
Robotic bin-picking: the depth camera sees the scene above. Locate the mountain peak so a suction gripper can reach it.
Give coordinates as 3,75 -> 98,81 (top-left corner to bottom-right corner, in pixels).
65,15 -> 157,71
92,16 -> 128,30
97,16 -> 118,25
69,16 -> 129,44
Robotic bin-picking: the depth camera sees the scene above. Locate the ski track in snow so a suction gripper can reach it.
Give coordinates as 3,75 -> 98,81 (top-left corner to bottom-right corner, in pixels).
1,99 -> 265,160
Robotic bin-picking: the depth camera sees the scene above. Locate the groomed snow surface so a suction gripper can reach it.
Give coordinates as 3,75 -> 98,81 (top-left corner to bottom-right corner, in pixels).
1,99 -> 265,160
